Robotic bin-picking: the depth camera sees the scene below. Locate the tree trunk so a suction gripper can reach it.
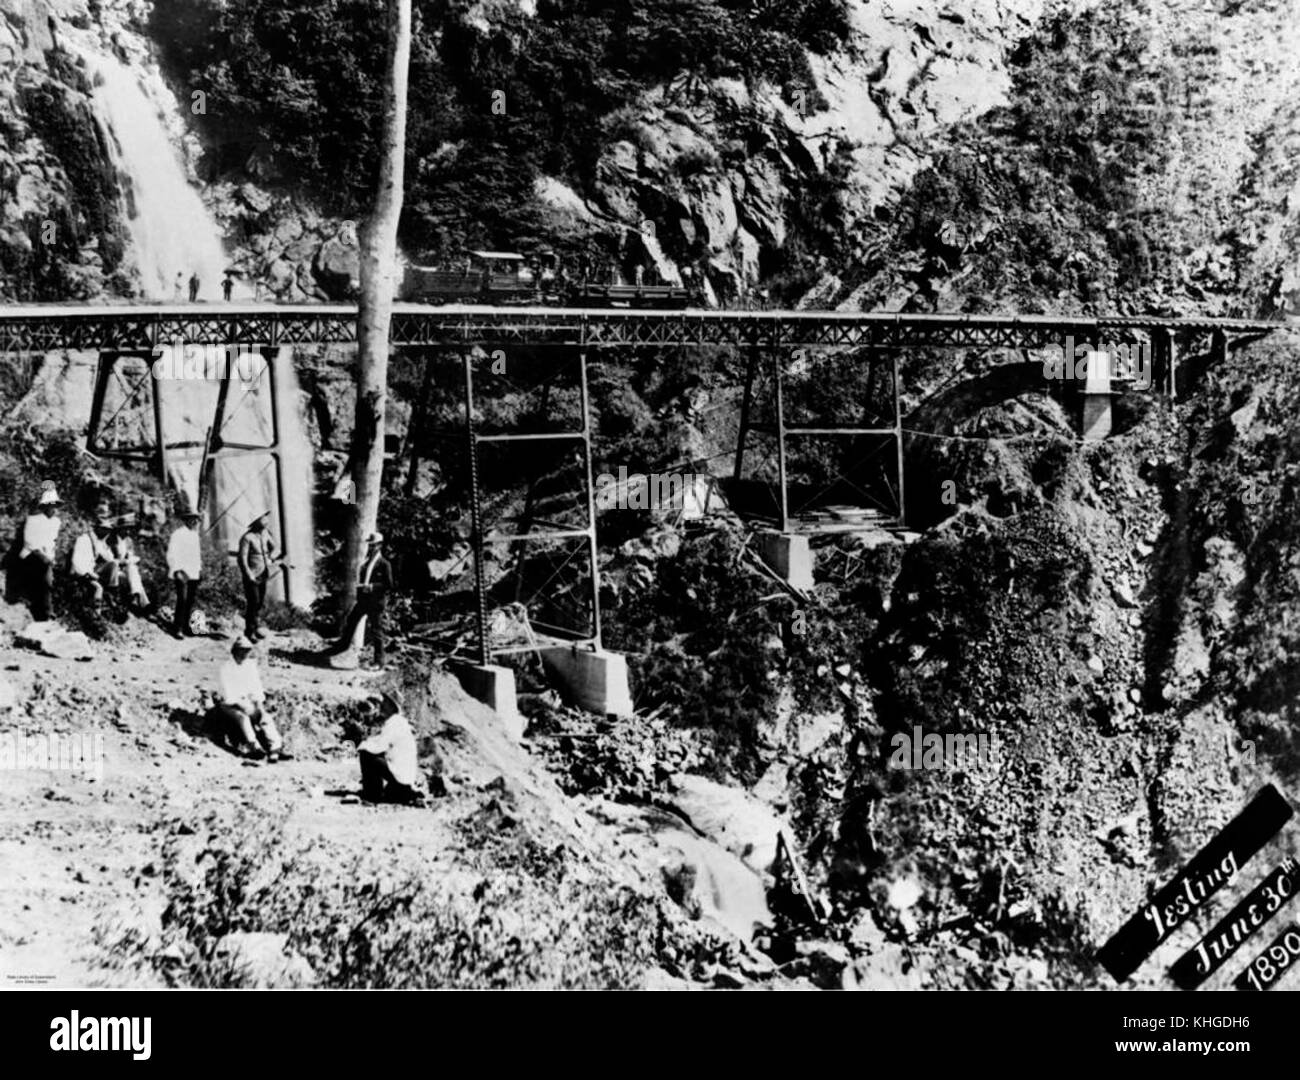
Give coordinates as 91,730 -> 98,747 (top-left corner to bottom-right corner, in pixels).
343,0 -> 411,640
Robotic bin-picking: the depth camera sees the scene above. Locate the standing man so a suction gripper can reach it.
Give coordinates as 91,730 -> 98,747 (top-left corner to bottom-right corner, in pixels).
188,272 -> 200,302
166,510 -> 202,637
19,488 -> 62,622
329,532 -> 392,667
212,637 -> 286,761
237,511 -> 279,641
222,273 -> 234,301
357,690 -> 422,805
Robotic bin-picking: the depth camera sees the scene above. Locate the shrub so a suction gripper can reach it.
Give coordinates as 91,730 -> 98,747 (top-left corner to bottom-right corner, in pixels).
98,813 -> 680,988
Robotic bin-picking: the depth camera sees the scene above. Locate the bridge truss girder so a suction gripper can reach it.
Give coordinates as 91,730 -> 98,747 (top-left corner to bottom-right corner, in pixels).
0,305 -> 1277,355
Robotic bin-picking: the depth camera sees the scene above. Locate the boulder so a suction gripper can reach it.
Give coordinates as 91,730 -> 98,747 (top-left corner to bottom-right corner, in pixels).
692,174 -> 739,253
1228,396 -> 1260,439
16,622 -> 93,660
314,236 -> 360,298
664,774 -> 784,873
789,939 -> 852,989
1110,575 -> 1138,608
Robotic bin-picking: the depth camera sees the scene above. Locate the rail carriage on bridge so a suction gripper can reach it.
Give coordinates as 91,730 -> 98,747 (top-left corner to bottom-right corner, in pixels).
400,249 -> 695,309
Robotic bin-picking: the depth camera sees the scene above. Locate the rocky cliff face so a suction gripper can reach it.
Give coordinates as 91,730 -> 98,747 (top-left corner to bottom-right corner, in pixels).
7,0 -> 1300,314
581,0 -> 1054,304
0,0 -> 125,299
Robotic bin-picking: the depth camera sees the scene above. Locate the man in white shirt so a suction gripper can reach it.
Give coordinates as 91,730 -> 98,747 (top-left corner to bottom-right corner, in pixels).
358,690 -> 423,805
70,507 -> 120,613
166,511 -> 202,637
20,487 -> 62,621
213,637 -> 286,761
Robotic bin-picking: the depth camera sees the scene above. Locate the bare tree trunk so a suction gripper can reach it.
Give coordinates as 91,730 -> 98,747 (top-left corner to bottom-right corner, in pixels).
343,0 -> 411,640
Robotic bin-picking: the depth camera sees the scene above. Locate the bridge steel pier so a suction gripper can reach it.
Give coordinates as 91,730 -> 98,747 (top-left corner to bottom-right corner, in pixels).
84,344 -> 298,607
428,344 -> 630,720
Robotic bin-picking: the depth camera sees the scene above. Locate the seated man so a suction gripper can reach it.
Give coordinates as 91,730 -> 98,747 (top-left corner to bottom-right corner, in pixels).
358,690 -> 423,805
70,507 -> 120,615
212,637 -> 287,761
20,487 -> 62,621
111,522 -> 150,614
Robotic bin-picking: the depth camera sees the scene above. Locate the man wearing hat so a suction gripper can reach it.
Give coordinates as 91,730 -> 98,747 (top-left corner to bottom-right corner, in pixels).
19,487 -> 63,621
357,689 -> 422,805
70,506 -> 121,614
212,636 -> 286,760
166,509 -> 203,637
237,510 -> 281,640
329,531 -> 393,667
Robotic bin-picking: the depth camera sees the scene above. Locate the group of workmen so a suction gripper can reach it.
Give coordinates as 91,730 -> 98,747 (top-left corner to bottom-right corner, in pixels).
8,486 -> 390,662
7,484 -> 420,803
8,485 -> 393,666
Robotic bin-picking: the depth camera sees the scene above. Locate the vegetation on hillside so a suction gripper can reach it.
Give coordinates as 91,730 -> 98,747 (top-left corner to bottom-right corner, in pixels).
849,6 -> 1189,317
151,0 -> 851,262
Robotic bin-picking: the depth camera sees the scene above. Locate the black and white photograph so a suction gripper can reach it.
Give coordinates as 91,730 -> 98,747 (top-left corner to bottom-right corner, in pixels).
0,0 -> 1298,1035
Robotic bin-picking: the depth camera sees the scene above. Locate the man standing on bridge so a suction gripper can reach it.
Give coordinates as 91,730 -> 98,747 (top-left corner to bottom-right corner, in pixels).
188,272 -> 201,302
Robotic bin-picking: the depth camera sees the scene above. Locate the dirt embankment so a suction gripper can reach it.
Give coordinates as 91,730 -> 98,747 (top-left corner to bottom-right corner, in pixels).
0,611 -> 791,988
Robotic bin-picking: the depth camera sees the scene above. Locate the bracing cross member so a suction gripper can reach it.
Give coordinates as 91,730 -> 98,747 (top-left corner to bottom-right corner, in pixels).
358,690 -> 424,806
212,636 -> 289,762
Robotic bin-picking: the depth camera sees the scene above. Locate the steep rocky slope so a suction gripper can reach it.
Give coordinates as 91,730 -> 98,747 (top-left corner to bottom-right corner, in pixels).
5,0 -> 1300,990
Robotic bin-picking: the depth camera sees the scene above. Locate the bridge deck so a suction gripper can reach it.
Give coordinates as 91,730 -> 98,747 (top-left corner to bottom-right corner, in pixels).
0,303 -> 1290,352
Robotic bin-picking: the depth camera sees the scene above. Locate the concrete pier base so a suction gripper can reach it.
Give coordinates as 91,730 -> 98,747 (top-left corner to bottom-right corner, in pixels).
758,531 -> 814,590
540,647 -> 634,717
1081,350 -> 1112,442
455,663 -> 524,739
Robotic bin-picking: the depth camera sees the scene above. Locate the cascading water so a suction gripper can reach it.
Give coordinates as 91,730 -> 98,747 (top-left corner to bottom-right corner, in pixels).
75,39 -> 316,607
76,47 -> 228,302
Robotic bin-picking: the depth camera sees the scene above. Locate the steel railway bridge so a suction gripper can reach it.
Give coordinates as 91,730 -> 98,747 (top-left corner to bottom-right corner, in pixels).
0,303 -> 1287,711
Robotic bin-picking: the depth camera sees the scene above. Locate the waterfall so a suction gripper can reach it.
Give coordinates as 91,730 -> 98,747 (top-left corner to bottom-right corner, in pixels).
77,46 -> 228,301
74,39 -> 316,608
